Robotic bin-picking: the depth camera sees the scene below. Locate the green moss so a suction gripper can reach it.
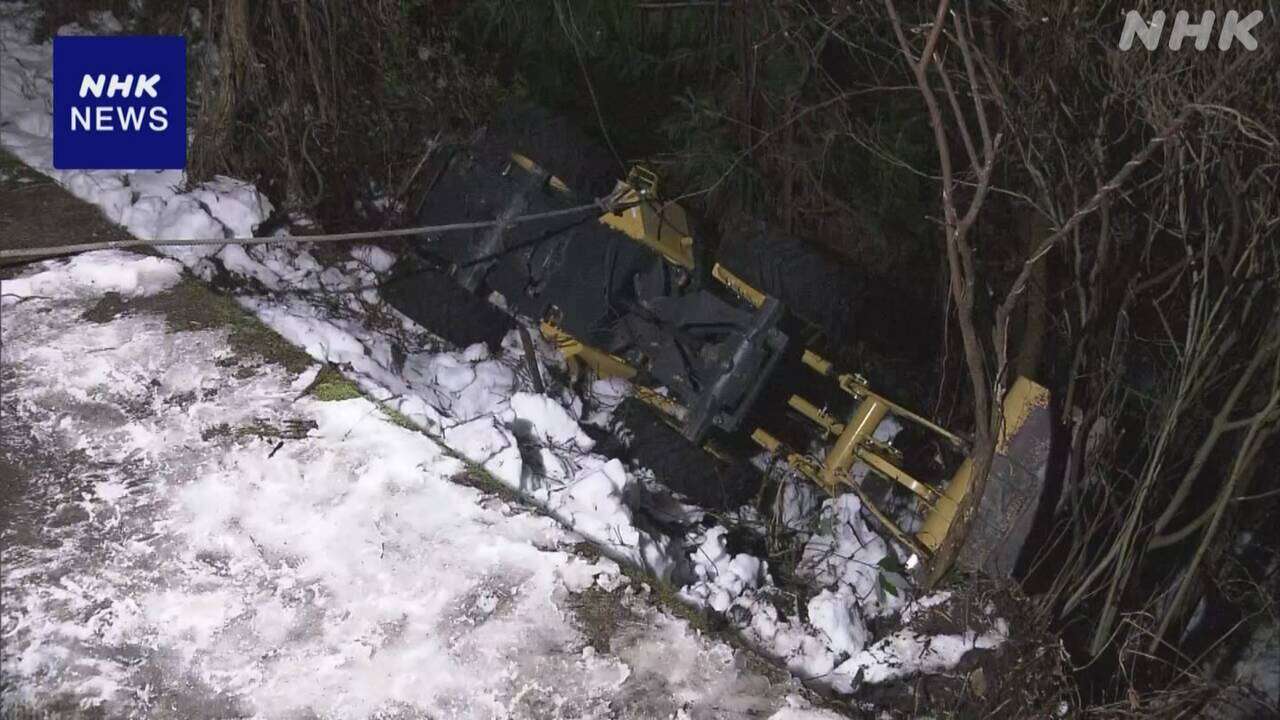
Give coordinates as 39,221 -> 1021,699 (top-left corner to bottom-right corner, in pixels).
303,367 -> 418,431
80,292 -> 130,323
201,419 -> 316,442
241,418 -> 317,439
78,277 -> 314,374
0,149 -> 23,177
563,585 -> 631,653
376,403 -> 419,431
452,463 -> 518,500
307,366 -> 363,401
0,149 -> 49,189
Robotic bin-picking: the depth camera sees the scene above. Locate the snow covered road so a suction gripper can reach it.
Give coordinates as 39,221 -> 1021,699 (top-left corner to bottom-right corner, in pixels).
0,252 -> 836,718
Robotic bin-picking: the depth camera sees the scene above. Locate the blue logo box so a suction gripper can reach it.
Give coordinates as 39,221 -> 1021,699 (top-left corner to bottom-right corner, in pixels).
53,36 -> 186,170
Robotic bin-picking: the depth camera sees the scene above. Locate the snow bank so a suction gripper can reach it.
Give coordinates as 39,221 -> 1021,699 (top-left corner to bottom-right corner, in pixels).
1,273 -> 823,716
0,250 -> 182,303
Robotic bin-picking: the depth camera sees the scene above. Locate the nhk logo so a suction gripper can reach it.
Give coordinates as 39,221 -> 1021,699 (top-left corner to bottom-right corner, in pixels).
53,36 -> 186,170
73,73 -> 169,132
1119,9 -> 1265,51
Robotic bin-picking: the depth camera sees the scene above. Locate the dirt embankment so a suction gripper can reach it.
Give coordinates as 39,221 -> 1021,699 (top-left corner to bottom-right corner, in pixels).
0,151 -> 134,262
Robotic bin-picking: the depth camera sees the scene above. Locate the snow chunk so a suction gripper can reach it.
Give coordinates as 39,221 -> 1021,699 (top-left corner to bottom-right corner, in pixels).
873,415 -> 903,443
771,473 -> 826,531
768,697 -> 849,720
550,459 -> 656,568
800,494 -> 902,618
351,245 -> 396,273
682,527 -> 766,613
153,196 -> 226,242
558,557 -> 623,593
807,589 -> 869,656
189,175 -> 273,238
900,591 -> 953,625
443,416 -> 523,487
830,619 -> 1009,691
561,459 -> 629,516
510,392 -> 595,452
1,251 -> 183,303
462,342 -> 490,362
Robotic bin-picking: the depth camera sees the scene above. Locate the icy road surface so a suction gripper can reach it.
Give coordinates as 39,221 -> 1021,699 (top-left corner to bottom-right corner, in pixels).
0,252 -> 837,719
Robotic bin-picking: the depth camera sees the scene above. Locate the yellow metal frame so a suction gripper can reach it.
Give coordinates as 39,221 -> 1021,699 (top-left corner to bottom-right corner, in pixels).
598,167 -> 697,270
714,264 -> 957,525
759,347 -> 1050,559
633,385 -> 686,423
751,427 -> 929,558
799,350 -> 966,450
526,160 -> 1051,567
510,157 -> 695,271
711,263 -> 768,308
915,377 -> 1049,551
540,319 -> 636,381
509,152 -> 573,196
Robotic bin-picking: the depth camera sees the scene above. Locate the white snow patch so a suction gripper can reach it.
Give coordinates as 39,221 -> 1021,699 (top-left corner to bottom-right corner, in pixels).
829,619 -> 1009,691
900,591 -> 953,625
768,698 -> 850,720
799,494 -> 903,619
808,588 -> 870,656
509,391 -> 595,452
351,244 -> 397,273
1,277 -> 807,716
559,557 -> 624,593
1,251 -> 182,303
443,415 -> 524,487
682,526 -> 766,614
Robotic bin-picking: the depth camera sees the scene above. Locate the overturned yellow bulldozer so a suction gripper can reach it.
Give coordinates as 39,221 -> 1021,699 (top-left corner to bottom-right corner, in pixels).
386,107 -> 1052,578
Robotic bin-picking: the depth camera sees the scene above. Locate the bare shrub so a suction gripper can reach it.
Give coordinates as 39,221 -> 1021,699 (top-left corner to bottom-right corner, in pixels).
189,0 -> 500,228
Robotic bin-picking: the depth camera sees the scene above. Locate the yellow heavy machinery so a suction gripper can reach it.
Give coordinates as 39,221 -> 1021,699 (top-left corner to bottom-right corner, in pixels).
386,110 -> 1052,577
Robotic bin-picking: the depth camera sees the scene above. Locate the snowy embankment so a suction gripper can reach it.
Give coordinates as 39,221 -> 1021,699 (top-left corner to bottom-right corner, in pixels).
0,4 -> 1005,700
1,251 -> 835,717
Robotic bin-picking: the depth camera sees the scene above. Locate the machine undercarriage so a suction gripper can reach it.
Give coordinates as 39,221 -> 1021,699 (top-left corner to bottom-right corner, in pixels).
384,106 -> 1052,578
